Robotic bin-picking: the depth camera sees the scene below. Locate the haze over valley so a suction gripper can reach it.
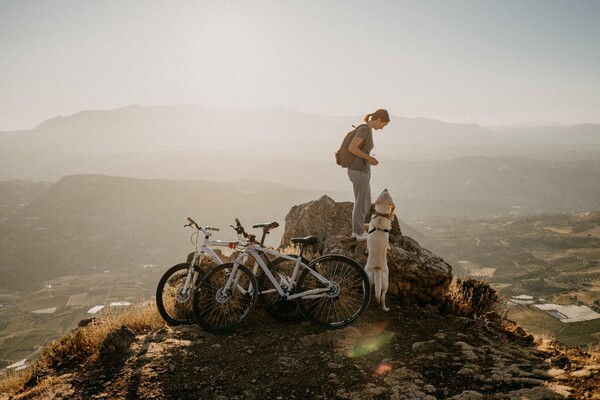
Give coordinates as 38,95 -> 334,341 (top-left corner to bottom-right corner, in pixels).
1,105 -> 599,369
2,1 -> 600,386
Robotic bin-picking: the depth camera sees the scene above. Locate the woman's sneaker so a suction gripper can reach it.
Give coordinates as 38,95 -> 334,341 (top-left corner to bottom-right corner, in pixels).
351,232 -> 369,241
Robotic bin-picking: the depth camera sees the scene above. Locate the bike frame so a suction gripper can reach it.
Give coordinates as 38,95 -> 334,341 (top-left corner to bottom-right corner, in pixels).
227,242 -> 331,301
180,227 -> 241,298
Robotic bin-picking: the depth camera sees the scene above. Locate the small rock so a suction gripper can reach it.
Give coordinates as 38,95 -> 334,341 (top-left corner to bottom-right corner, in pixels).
448,390 -> 484,399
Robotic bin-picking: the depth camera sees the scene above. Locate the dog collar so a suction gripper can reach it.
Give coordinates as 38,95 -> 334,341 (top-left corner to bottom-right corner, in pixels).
368,227 -> 391,234
374,212 -> 394,221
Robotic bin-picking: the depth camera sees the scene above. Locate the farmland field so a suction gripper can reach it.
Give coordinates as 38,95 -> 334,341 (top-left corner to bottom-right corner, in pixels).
0,265 -> 163,369
412,211 -> 600,347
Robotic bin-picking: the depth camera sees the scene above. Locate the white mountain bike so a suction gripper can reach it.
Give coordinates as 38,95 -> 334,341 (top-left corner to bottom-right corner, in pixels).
155,217 -> 241,325
156,217 -> 307,325
192,219 -> 371,332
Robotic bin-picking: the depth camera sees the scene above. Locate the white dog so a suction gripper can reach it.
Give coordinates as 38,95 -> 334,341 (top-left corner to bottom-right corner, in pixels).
365,189 -> 395,311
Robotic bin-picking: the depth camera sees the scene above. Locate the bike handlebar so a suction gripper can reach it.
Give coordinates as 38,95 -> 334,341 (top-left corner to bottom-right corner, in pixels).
185,217 -> 220,232
232,218 -> 248,237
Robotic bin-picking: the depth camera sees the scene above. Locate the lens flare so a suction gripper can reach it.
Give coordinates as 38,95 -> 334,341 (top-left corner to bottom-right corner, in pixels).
374,362 -> 392,376
347,331 -> 394,358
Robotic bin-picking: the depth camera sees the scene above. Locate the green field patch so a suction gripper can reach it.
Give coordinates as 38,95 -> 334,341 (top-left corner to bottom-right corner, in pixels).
543,226 -> 573,234
458,260 -> 496,277
66,292 -> 88,307
559,334 -> 599,347
1,318 -> 32,335
553,260 -> 586,272
18,332 -> 47,350
571,248 -> 600,262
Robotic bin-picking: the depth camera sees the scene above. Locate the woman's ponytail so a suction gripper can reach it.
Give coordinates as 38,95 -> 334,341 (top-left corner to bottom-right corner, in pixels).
364,109 -> 390,123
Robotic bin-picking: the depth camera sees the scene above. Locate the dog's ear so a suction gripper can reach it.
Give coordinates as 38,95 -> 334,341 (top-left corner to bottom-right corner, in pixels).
389,205 -> 396,219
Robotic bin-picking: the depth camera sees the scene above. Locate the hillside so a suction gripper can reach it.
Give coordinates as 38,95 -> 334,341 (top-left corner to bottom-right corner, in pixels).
1,196 -> 599,399
3,303 -> 600,400
0,175 -> 349,290
0,181 -> 51,224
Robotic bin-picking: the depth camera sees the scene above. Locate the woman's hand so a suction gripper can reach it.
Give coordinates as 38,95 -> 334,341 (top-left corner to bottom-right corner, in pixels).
368,156 -> 379,166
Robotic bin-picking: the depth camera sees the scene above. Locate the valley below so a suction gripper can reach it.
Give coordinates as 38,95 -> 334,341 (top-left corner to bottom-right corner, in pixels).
1,173 -> 600,374
414,212 -> 600,347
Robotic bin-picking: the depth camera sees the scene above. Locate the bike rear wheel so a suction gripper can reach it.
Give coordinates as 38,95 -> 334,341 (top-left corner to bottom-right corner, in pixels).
258,256 -> 309,322
193,263 -> 258,332
156,263 -> 204,326
296,255 -> 370,329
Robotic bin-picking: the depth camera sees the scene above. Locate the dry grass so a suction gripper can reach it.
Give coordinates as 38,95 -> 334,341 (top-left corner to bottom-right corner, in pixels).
0,302 -> 165,395
446,277 -> 503,318
8,375 -> 66,400
0,369 -> 33,395
590,343 -> 600,363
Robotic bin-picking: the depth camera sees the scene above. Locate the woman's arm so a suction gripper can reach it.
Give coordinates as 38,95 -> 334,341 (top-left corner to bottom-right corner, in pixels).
349,137 -> 378,166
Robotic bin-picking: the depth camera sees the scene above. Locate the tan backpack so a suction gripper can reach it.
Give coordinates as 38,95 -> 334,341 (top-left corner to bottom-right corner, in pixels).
335,124 -> 370,168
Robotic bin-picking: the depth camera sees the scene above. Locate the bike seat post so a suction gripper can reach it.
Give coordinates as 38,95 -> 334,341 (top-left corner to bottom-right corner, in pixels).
298,244 -> 306,258
259,229 -> 268,247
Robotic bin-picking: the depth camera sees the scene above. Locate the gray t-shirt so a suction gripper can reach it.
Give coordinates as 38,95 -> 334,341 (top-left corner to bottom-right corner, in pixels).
348,124 -> 373,173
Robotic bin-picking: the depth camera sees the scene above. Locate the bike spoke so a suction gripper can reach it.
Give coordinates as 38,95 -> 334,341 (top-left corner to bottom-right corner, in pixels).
297,255 -> 370,329
193,263 -> 258,332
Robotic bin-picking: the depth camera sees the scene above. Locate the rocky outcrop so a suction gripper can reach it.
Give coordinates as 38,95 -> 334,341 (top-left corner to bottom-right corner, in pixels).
280,195 -> 453,305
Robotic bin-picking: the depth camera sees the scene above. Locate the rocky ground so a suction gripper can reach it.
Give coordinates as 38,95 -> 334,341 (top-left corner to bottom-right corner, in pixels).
7,302 -> 599,400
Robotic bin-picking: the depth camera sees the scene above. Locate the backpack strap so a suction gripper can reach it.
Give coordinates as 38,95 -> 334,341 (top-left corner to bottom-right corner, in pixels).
351,124 -> 371,149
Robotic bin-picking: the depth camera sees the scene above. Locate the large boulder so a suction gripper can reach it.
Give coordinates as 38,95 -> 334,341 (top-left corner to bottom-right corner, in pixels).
280,195 -> 453,305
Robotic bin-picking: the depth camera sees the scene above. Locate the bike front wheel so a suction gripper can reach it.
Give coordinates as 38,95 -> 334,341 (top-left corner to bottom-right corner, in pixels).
193,263 -> 258,332
156,263 -> 204,326
296,255 -> 370,329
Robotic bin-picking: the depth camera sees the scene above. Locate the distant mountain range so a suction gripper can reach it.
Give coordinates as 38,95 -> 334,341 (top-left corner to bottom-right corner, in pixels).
1,104 -> 599,183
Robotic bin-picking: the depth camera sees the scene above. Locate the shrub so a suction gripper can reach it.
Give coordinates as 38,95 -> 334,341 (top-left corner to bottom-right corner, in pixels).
446,277 -> 503,318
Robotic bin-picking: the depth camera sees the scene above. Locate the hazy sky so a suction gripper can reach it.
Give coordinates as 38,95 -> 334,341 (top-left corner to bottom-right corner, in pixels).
1,0 -> 599,130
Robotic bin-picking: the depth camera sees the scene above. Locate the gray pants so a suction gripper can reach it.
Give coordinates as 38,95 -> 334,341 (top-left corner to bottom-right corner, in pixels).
347,169 -> 371,234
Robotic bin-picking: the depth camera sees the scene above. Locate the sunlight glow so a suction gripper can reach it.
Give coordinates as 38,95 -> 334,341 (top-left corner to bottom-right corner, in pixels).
374,362 -> 393,377
347,331 -> 395,358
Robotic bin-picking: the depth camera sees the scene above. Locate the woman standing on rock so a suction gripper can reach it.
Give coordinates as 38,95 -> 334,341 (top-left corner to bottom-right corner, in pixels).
348,108 -> 390,241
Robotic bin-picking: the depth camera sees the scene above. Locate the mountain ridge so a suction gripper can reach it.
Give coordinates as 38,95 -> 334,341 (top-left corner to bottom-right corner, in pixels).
1,104 -> 598,156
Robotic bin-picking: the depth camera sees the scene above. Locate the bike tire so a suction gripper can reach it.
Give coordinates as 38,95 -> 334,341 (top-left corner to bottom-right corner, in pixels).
257,256 -> 310,322
296,255 -> 370,329
193,263 -> 258,333
156,263 -> 204,326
